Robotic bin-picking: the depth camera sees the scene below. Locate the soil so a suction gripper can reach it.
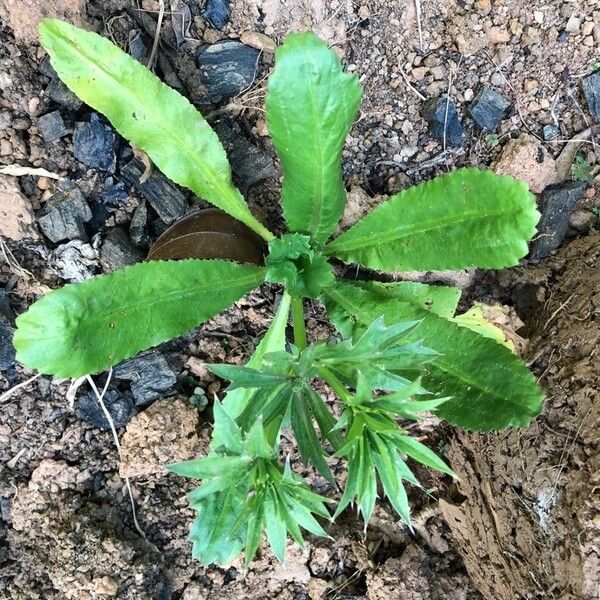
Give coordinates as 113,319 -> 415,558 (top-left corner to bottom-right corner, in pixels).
0,0 -> 599,599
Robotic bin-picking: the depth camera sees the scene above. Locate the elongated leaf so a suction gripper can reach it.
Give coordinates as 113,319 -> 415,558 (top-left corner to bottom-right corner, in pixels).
324,280 -> 544,431
167,455 -> 250,479
221,292 -> 291,420
14,259 -> 265,378
326,169 -> 539,270
266,32 -> 362,244
39,19 -> 272,241
206,364 -> 288,390
387,433 -> 455,477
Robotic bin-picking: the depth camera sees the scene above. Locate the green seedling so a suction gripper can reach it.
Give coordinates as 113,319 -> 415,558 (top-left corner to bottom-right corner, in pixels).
13,20 -> 544,565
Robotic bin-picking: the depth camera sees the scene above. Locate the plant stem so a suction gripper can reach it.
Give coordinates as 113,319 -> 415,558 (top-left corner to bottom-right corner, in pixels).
291,297 -> 308,350
318,366 -> 353,405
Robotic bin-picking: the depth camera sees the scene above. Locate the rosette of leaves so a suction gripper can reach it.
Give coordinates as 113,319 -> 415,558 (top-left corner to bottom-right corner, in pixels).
15,20 -> 542,432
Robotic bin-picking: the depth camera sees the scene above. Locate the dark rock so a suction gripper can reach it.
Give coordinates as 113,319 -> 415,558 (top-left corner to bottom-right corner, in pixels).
423,97 -> 465,148
75,389 -> 136,430
171,0 -> 193,48
469,86 -> 510,131
197,40 -> 260,103
73,114 -> 118,172
582,72 -> 600,123
121,159 -> 187,224
88,200 -> 110,234
530,181 -> 588,260
101,179 -> 128,208
543,124 -> 560,141
128,29 -> 147,63
38,111 -> 68,143
114,352 -> 178,408
0,316 -> 15,371
46,78 -> 83,111
0,289 -> 14,322
201,0 -> 230,29
130,201 -> 150,247
38,187 -> 92,243
214,121 -> 276,186
100,228 -> 144,272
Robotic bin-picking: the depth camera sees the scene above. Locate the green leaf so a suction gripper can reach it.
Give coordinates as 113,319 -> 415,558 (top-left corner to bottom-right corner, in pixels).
324,280 -> 544,431
39,19 -> 272,241
453,303 -> 513,349
206,364 -> 288,390
211,400 -> 244,454
264,496 -> 287,562
326,168 -> 540,270
386,433 -> 455,477
221,292 -> 291,420
188,486 -> 247,565
167,455 -> 250,479
266,32 -> 362,244
14,259 -> 265,378
291,391 -> 334,482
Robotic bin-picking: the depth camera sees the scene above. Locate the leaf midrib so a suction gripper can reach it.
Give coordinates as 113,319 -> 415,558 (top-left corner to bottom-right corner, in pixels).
327,205 -> 527,254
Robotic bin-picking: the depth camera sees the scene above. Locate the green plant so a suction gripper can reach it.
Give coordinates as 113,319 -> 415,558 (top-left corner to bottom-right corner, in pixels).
14,20 -> 543,565
571,155 -> 594,182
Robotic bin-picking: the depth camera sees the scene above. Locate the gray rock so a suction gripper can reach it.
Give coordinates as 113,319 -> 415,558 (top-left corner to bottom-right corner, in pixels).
121,159 -> 187,224
530,181 -> 587,260
46,78 -> 82,111
114,352 -> 177,408
38,187 -> 92,243
469,86 -> 510,131
73,114 -> 118,172
543,124 -> 560,141
569,209 -> 596,233
0,316 -> 15,371
423,97 -> 465,148
582,72 -> 600,122
100,228 -> 144,272
38,111 -> 68,143
214,121 -> 276,186
197,40 -> 260,103
128,29 -> 147,63
75,389 -> 136,430
130,201 -> 150,247
0,289 -> 14,322
201,0 -> 230,29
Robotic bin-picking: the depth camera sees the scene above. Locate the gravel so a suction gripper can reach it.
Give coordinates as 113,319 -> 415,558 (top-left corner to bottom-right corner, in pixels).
37,187 -> 93,243
73,113 -> 118,172
469,86 -> 510,131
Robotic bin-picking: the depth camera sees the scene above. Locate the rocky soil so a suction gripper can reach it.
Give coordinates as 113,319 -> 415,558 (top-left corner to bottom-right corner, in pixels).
0,0 -> 599,598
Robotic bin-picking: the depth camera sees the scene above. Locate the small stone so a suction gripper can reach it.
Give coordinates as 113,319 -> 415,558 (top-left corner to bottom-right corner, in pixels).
0,316 -> 15,371
99,228 -> 144,272
130,201 -> 150,246
114,351 -> 178,408
100,180 -> 128,208
569,209 -> 596,233
197,40 -> 260,103
240,31 -> 276,53
214,121 -> 276,186
423,96 -> 465,148
201,0 -> 230,29
37,111 -> 68,142
469,86 -> 510,130
37,187 -> 92,243
51,240 -> 99,282
121,159 -> 186,224
73,114 -> 118,172
494,134 -> 557,194
119,397 -> 200,478
0,175 -> 39,241
530,181 -> 587,259
543,124 -> 560,141
93,576 -> 119,597
582,73 -> 600,123
46,78 -> 82,110
486,26 -> 510,44
523,79 -> 539,93
565,15 -> 580,33
75,389 -> 136,430
128,29 -> 147,62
